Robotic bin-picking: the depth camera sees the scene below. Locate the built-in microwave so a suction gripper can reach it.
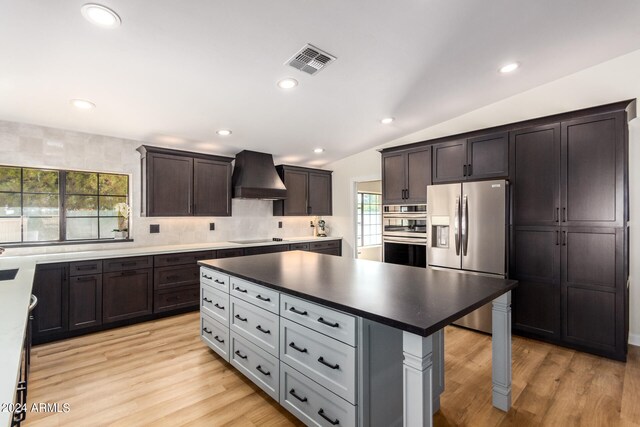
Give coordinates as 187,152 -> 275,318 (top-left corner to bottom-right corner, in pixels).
382,204 -> 427,241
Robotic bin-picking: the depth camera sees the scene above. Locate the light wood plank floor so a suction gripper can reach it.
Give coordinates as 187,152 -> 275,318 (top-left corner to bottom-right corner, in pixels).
24,312 -> 640,426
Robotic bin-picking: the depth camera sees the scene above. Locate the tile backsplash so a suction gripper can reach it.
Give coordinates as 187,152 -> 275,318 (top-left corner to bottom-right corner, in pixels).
0,120 -> 320,255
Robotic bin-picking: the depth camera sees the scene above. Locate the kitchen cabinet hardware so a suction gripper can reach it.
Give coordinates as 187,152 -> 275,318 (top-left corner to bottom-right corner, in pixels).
214,303 -> 224,310
75,276 -> 94,282
121,261 -> 137,267
555,208 -> 559,222
165,275 -> 179,281
256,365 -> 271,376
202,274 -> 212,280
234,350 -> 248,360
214,279 -> 225,285
555,231 -> 559,246
562,231 -> 567,246
463,164 -> 467,176
121,270 -> 137,276
214,335 -> 224,343
256,325 -> 271,334
289,307 -> 308,316
289,389 -> 308,403
289,342 -> 308,353
255,294 -> 271,302
317,317 -> 339,328
202,327 -> 212,334
203,297 -> 212,303
562,207 -> 567,222
318,409 -> 340,425
235,287 -> 248,293
235,314 -> 247,322
317,356 -> 340,370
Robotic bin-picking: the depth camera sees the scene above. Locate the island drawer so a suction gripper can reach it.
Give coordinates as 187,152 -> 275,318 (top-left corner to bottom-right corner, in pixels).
201,313 -> 229,362
69,260 -> 102,276
281,295 -> 356,346
231,297 -> 280,357
154,250 -> 215,267
155,264 -> 198,290
289,243 -> 310,251
200,267 -> 229,293
280,318 -> 356,404
230,277 -> 279,314
154,285 -> 199,313
201,284 -> 230,325
280,363 -> 356,427
103,256 -> 153,272
309,240 -> 340,250
230,332 -> 280,401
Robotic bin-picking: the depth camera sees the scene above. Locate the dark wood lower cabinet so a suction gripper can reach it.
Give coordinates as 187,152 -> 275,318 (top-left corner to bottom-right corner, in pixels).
32,263 -> 69,340
154,285 -> 200,313
103,269 -> 153,324
244,244 -> 289,256
69,274 -> 102,330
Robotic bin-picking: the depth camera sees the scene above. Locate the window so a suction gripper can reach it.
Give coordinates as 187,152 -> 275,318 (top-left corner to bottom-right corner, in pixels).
0,166 -> 129,244
356,192 -> 382,247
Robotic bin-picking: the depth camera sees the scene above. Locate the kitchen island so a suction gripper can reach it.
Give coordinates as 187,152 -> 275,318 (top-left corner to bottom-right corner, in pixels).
198,251 -> 517,427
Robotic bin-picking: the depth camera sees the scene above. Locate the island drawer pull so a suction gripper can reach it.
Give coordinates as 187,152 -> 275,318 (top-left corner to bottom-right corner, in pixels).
234,350 -> 248,359
289,389 -> 308,402
214,336 -> 225,343
256,325 -> 271,334
256,365 -> 271,376
235,314 -> 248,322
318,317 -> 339,328
317,357 -> 340,370
235,287 -> 248,293
203,297 -> 213,303
202,274 -> 213,279
214,279 -> 225,284
202,327 -> 212,335
289,342 -> 308,353
318,409 -> 339,425
289,307 -> 308,316
255,294 -> 271,302
214,303 -> 225,310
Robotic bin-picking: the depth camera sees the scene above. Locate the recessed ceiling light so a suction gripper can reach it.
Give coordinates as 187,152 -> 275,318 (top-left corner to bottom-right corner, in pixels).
216,129 -> 232,136
499,62 -> 520,74
81,4 -> 121,28
314,148 -> 324,154
277,78 -> 298,90
70,99 -> 96,110
380,117 -> 395,124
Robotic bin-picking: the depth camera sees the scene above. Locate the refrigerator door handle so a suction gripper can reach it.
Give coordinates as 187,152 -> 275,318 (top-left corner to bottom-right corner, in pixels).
454,196 -> 460,256
462,194 -> 468,256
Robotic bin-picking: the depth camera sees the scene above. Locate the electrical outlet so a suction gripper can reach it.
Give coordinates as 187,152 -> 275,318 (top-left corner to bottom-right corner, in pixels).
210,223 -> 215,231
150,224 -> 160,233
278,221 -> 282,229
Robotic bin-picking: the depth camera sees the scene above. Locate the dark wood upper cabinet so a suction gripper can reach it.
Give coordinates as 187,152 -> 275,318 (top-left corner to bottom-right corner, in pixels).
138,145 -> 233,217
561,113 -> 625,228
510,124 -> 561,226
381,145 -> 431,204
273,166 -> 333,216
32,263 -> 69,340
432,132 -> 507,183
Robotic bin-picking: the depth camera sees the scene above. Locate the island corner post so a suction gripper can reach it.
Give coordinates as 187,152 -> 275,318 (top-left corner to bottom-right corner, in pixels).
401,291 -> 512,427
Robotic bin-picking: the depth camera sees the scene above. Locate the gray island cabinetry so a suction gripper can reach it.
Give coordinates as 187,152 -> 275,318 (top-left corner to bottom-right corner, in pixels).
199,251 -> 517,427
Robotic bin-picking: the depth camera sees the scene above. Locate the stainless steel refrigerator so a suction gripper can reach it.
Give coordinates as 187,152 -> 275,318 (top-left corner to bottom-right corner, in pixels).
426,179 -> 508,333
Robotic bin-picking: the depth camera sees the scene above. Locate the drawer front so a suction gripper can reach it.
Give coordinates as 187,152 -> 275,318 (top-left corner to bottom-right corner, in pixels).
155,264 -> 199,290
201,313 -> 229,362
69,260 -> 102,276
154,285 -> 199,313
231,297 -> 280,357
231,332 -> 280,401
154,250 -> 215,267
280,363 -> 356,427
200,267 -> 229,293
309,240 -> 340,251
289,243 -> 310,251
230,277 -> 279,314
280,318 -> 356,404
103,256 -> 153,272
201,285 -> 230,326
244,244 -> 290,256
216,248 -> 245,259
281,295 -> 356,346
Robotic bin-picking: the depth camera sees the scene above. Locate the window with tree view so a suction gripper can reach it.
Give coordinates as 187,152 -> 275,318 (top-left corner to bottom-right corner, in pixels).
356,192 -> 381,247
0,166 -> 129,244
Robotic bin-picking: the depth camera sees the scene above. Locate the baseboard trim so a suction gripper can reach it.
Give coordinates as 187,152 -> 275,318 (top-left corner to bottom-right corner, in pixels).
629,333 -> 640,347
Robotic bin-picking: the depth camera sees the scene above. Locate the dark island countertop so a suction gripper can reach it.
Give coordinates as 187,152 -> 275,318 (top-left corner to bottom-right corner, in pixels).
199,251 -> 517,337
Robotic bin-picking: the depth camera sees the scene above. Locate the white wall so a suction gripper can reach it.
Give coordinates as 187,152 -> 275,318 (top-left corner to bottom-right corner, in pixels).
0,120 -> 317,255
327,48 -> 640,345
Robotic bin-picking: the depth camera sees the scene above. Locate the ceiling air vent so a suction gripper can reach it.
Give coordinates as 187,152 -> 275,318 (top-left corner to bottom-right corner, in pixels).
285,44 -> 336,76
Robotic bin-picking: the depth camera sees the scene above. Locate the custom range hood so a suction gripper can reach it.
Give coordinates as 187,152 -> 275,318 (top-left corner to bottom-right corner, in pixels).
232,150 -> 287,199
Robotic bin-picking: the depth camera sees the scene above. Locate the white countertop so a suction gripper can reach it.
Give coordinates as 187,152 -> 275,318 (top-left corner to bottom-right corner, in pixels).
0,236 -> 341,427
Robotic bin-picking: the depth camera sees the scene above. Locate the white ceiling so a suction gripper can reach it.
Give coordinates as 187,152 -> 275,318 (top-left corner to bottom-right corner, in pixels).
1,0 -> 640,166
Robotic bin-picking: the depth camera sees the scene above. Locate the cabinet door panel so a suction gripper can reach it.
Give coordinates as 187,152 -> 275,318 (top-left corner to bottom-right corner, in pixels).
33,264 -> 69,337
467,132 -> 508,179
561,113 -> 624,227
69,274 -> 102,330
381,152 -> 405,204
511,124 -> 561,226
282,170 -> 308,216
432,139 -> 466,183
308,172 -> 332,215
564,287 -> 616,349
148,153 -> 193,216
103,269 -> 153,323
406,147 -> 431,203
193,158 -> 232,216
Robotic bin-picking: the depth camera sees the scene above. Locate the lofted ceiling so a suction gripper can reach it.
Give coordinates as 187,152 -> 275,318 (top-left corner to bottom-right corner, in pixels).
1,0 -> 640,166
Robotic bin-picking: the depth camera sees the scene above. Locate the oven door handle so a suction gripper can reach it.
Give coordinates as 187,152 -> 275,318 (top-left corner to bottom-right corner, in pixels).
454,196 -> 460,255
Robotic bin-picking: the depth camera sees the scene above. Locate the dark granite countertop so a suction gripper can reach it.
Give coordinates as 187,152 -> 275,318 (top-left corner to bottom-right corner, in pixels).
199,251 -> 517,337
